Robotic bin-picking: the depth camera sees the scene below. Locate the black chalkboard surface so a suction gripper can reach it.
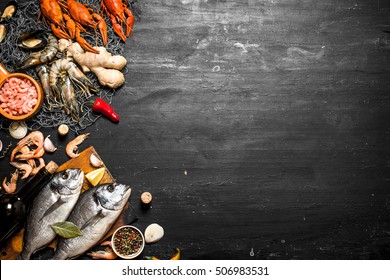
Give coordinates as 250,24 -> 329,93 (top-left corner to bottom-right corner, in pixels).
1,0 -> 390,259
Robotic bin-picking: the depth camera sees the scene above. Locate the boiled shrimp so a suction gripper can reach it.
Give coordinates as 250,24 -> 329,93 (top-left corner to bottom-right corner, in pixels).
10,131 -> 45,161
66,133 -> 90,158
87,241 -> 117,260
18,146 -> 36,168
2,170 -> 19,194
31,158 -> 46,176
9,162 -> 33,179
0,77 -> 38,116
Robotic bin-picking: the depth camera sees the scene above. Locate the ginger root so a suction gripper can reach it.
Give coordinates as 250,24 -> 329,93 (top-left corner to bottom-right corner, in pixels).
67,43 -> 127,89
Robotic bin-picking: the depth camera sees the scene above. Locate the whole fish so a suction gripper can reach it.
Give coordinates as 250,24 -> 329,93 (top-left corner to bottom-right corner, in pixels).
52,183 -> 131,260
18,169 -> 84,260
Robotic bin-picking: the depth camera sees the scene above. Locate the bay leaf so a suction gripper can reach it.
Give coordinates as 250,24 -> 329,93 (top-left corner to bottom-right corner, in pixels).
51,221 -> 83,238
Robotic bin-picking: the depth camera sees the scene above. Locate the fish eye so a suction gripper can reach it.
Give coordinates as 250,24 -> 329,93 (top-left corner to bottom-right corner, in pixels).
107,185 -> 115,193
61,171 -> 69,180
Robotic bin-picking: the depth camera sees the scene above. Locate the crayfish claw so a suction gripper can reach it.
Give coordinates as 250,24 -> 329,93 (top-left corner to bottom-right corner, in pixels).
124,7 -> 134,37
76,34 -> 99,54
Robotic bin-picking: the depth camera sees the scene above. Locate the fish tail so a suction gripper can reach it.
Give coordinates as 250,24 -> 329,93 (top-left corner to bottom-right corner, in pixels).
17,249 -> 32,260
51,250 -> 67,260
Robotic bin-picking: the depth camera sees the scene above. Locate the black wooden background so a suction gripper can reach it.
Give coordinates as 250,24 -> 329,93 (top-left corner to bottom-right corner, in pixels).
1,0 -> 390,259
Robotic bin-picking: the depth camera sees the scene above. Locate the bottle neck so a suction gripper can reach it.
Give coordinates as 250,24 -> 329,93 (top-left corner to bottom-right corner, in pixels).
15,168 -> 53,204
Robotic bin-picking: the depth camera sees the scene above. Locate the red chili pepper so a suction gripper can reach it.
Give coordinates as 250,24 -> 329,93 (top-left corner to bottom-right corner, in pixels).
92,98 -> 120,122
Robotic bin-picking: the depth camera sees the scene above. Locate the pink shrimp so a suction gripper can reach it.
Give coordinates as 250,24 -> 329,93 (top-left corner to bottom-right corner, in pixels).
87,241 -> 117,260
8,77 -> 18,87
18,83 -> 29,93
9,162 -> 32,179
2,170 -> 19,194
0,77 -> 38,116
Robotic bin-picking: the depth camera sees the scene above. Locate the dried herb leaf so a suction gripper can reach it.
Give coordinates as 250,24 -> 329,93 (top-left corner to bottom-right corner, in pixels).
51,221 -> 83,238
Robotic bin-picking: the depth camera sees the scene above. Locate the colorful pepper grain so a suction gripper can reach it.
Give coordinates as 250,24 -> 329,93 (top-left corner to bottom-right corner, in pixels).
113,227 -> 143,257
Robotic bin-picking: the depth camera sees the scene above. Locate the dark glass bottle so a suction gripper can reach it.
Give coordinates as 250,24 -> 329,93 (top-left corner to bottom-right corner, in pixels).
0,161 -> 58,248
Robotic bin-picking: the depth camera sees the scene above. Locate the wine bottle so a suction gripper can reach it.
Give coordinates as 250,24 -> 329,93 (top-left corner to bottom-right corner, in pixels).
0,161 -> 58,248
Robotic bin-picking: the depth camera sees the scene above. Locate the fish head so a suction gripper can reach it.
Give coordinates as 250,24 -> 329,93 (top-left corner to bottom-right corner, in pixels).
51,168 -> 84,195
95,183 -> 132,211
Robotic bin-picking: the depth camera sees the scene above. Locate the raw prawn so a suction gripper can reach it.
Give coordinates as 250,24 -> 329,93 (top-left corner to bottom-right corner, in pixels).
19,33 -> 59,69
60,75 -> 80,122
36,65 -> 60,110
50,58 -> 96,98
66,133 -> 90,158
2,170 -> 19,194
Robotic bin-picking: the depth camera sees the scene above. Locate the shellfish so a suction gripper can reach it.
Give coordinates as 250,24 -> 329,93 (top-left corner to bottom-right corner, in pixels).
0,24 -> 6,44
0,1 -> 18,23
17,30 -> 48,51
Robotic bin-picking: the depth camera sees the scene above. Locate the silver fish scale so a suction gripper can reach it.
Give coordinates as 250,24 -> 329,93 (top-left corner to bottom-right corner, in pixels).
18,169 -> 84,260
53,184 -> 131,260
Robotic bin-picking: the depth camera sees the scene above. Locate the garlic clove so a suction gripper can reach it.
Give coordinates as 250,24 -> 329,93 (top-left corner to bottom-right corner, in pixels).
0,140 -> 2,152
44,135 -> 57,153
90,154 -> 103,168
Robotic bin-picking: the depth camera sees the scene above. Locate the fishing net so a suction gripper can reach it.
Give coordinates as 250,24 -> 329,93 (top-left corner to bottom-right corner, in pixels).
0,0 -> 138,133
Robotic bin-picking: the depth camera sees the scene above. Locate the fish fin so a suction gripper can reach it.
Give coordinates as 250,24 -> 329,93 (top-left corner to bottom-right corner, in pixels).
40,198 -> 66,221
80,210 -> 106,231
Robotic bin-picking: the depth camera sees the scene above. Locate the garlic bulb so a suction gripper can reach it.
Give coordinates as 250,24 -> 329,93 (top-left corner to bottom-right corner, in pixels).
9,121 -> 28,139
90,154 -> 103,168
44,135 -> 57,153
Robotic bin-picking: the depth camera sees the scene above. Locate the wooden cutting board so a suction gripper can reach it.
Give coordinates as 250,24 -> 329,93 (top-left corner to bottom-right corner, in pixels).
0,146 -> 133,260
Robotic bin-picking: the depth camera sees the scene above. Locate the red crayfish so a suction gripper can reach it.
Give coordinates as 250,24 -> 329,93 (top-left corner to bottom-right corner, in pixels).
101,0 -> 135,42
